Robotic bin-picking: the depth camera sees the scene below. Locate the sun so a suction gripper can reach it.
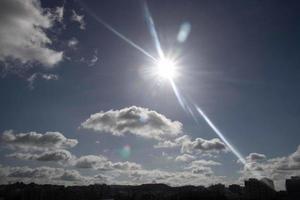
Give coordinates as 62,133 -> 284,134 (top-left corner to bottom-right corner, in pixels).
155,58 -> 178,80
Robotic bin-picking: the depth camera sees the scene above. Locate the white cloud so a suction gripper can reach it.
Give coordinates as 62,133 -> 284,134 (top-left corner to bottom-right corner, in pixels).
67,37 -> 79,49
27,72 -> 59,89
240,146 -> 300,190
180,137 -> 227,154
74,155 -> 109,169
0,0 -> 63,66
88,49 -> 98,66
88,55 -> 98,66
190,166 -> 214,175
183,159 -> 220,177
127,168 -> 223,186
53,6 -> 64,23
154,140 -> 178,148
81,106 -> 182,141
161,152 -> 173,160
112,161 -> 142,171
2,130 -> 78,151
246,153 -> 266,162
7,149 -> 73,163
56,170 -> 84,182
175,154 -> 196,163
155,134 -> 227,155
71,10 -> 86,30
1,165 -> 92,185
77,49 -> 99,67
190,159 -> 221,166
74,154 -> 142,171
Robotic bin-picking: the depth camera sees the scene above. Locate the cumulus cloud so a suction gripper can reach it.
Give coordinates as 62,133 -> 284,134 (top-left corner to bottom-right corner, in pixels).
77,49 -> 99,67
0,0 -> 63,66
161,152 -> 173,160
2,130 -> 78,151
74,155 -> 142,171
0,165 -> 93,185
190,166 -> 214,175
56,170 -> 84,182
74,155 -> 108,169
128,168 -> 222,186
246,153 -> 266,162
81,106 -> 182,141
183,138 -> 227,153
7,149 -> 73,162
183,159 -> 221,177
53,6 -> 64,23
154,140 -> 178,148
88,49 -> 98,66
0,160 -> 223,186
155,134 -> 227,155
175,154 -> 196,163
240,146 -> 300,190
71,10 -> 86,30
190,159 -> 221,166
27,72 -> 59,89
112,161 -> 142,171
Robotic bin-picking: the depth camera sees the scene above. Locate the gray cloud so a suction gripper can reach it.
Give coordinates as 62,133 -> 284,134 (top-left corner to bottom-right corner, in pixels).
0,0 -> 63,66
2,130 -> 78,151
81,106 -> 182,141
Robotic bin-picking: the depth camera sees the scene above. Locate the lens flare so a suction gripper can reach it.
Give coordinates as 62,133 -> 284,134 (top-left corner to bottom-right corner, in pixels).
155,58 -> 177,80
78,0 -> 156,61
119,144 -> 131,159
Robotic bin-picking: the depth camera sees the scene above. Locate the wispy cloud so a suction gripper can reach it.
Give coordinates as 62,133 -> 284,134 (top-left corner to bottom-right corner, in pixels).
71,10 -> 86,30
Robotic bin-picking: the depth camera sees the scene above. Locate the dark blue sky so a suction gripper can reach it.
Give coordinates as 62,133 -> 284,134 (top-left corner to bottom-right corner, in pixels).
0,0 -> 300,189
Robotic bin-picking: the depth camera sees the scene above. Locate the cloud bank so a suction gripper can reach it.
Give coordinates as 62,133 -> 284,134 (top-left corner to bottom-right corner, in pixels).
2,130 -> 78,151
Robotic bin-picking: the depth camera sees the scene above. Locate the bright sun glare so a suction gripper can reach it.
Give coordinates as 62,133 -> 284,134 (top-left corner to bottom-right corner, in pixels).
155,58 -> 177,80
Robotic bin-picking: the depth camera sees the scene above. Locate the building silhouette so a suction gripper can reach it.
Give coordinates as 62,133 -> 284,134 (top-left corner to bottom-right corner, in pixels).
0,178 -> 299,200
286,176 -> 300,198
244,178 -> 275,200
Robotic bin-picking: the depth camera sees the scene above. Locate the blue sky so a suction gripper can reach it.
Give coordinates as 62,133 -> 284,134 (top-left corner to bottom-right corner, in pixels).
0,0 -> 300,190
